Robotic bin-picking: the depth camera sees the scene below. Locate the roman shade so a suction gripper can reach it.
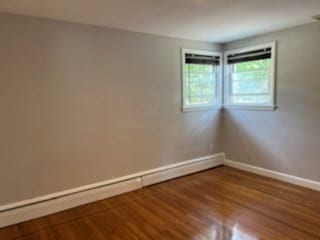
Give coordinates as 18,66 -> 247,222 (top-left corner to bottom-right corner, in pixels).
227,47 -> 272,64
185,53 -> 220,65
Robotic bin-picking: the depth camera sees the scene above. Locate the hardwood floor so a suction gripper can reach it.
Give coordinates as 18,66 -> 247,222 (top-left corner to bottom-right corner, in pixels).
1,166 -> 320,239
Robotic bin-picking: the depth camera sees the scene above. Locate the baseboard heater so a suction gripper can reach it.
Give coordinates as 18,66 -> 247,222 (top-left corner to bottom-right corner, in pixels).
0,153 -> 224,228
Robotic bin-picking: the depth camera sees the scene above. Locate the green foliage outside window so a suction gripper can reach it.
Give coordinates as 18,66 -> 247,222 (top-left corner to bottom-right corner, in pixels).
184,64 -> 216,105
231,59 -> 271,104
184,59 -> 271,106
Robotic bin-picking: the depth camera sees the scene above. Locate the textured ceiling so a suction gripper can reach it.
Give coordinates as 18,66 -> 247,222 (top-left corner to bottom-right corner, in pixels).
0,0 -> 320,42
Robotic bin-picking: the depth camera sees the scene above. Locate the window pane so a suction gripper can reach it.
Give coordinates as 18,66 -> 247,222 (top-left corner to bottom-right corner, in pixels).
230,59 -> 271,104
187,81 -> 215,92
232,79 -> 269,94
187,96 -> 215,105
231,95 -> 271,104
187,73 -> 215,83
233,69 -> 269,81
184,64 -> 214,73
234,59 -> 270,72
185,63 -> 216,106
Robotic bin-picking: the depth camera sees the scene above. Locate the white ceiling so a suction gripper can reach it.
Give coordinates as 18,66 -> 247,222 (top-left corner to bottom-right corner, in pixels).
0,0 -> 320,43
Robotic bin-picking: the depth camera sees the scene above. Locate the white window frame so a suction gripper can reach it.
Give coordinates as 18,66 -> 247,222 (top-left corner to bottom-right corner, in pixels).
181,48 -> 223,112
223,42 -> 276,111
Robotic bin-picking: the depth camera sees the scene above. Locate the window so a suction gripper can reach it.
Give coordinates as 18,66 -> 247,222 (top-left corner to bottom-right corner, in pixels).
224,42 -> 276,110
182,49 -> 222,112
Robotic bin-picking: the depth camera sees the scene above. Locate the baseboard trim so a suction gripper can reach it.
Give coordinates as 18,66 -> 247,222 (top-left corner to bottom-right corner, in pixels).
142,156 -> 223,186
0,178 -> 141,228
224,159 -> 320,191
0,153 -> 224,228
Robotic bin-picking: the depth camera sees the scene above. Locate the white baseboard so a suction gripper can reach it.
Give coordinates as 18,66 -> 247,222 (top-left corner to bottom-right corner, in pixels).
142,156 -> 223,186
0,178 -> 141,228
0,153 -> 224,228
3,154 -> 318,228
224,159 -> 320,191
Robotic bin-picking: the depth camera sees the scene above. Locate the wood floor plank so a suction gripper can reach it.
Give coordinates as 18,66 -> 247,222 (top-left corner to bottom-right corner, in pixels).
210,167 -> 320,209
1,166 -> 319,240
0,225 -> 20,240
16,201 -> 107,237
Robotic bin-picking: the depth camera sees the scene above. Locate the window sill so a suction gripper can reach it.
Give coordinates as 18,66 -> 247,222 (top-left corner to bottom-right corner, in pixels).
223,104 -> 276,111
182,105 -> 223,113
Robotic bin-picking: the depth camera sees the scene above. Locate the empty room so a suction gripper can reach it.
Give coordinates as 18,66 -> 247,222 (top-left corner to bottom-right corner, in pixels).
0,1 -> 320,239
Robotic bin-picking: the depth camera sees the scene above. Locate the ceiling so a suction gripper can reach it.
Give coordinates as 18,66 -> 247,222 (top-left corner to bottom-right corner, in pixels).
0,0 -> 320,43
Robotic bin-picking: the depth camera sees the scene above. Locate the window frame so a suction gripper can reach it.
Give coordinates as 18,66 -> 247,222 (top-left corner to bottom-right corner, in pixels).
181,48 -> 223,112
223,42 -> 276,111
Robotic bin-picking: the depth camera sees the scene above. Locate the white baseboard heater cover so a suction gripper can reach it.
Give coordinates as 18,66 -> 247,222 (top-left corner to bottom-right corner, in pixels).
0,153 -> 224,227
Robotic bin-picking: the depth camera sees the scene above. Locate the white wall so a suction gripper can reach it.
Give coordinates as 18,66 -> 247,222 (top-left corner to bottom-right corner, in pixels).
0,12 -> 223,205
223,22 -> 320,181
